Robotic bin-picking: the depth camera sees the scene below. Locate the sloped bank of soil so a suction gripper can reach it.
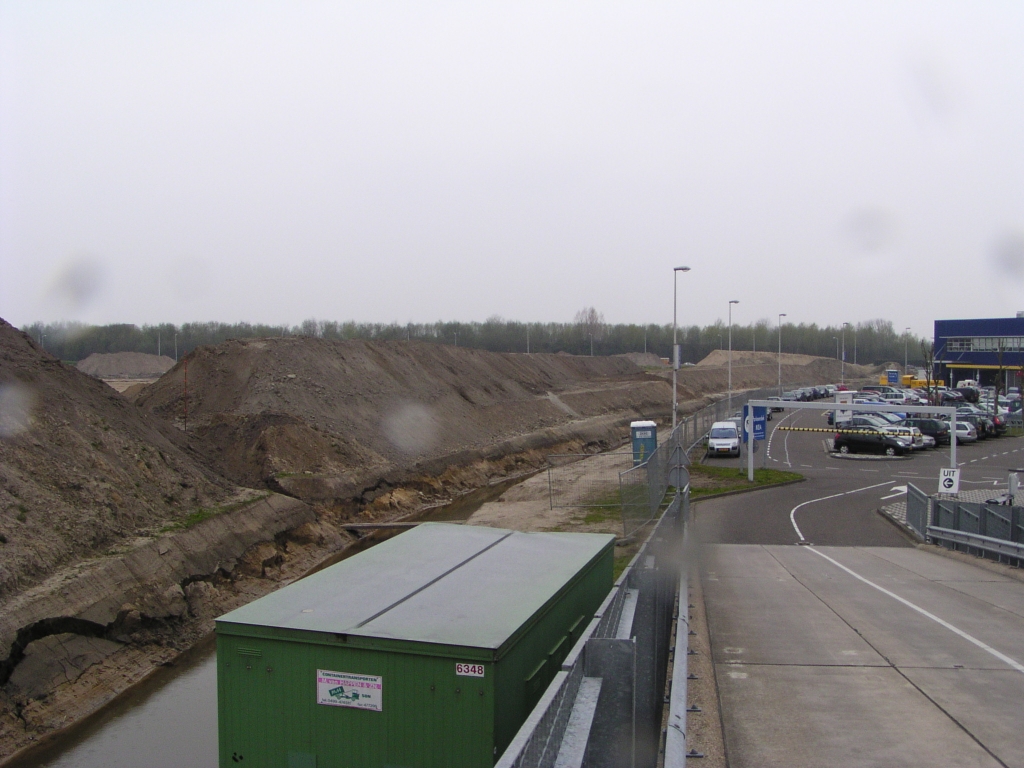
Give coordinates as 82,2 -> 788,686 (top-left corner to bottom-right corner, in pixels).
0,320 -> 241,601
136,339 -> 674,506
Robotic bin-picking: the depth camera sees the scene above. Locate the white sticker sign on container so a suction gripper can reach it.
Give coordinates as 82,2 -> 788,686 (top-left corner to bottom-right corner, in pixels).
455,662 -> 485,677
317,670 -> 383,711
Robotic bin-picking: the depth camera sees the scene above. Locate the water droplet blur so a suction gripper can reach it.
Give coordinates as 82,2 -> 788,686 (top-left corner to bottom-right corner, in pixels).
0,382 -> 37,439
992,232 -> 1024,282
383,402 -> 438,455
45,256 -> 105,314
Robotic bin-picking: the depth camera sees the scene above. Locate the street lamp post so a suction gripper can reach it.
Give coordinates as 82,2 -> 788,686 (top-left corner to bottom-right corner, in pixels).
728,300 -> 739,413
777,313 -> 787,395
842,322 -> 849,386
672,267 -> 691,431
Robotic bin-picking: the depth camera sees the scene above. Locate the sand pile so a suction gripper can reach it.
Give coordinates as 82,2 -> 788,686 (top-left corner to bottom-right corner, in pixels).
0,320 -> 239,599
137,339 -> 671,501
76,352 -> 175,379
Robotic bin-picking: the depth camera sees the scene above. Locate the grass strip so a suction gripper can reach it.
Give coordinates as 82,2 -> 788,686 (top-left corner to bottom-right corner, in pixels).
688,464 -> 803,499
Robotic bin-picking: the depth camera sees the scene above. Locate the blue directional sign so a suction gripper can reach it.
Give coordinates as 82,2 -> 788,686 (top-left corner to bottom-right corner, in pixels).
742,405 -> 767,443
887,369 -> 899,385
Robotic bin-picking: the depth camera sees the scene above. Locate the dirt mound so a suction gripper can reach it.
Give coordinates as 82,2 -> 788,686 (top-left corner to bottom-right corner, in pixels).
697,350 -> 819,367
76,352 -> 175,379
137,339 -> 671,500
618,352 -> 667,367
0,319 -> 240,600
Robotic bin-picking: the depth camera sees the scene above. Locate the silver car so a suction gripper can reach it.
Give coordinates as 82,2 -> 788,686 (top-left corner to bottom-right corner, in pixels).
953,421 -> 977,444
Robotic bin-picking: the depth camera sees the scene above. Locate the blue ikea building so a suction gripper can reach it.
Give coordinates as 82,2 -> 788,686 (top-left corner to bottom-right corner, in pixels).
934,315 -> 1024,390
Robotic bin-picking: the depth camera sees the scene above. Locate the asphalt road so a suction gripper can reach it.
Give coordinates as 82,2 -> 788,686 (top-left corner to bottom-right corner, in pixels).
695,405 -> 1024,767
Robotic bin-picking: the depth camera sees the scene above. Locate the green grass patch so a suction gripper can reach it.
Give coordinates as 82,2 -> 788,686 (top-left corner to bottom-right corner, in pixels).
688,464 -> 802,499
159,493 -> 270,533
613,552 -> 633,580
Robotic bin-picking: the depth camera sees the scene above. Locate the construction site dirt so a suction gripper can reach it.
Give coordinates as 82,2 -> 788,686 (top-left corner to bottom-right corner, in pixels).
0,319 -> 879,765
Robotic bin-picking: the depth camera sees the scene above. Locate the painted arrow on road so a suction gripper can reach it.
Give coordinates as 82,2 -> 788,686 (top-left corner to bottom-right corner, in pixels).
880,485 -> 907,500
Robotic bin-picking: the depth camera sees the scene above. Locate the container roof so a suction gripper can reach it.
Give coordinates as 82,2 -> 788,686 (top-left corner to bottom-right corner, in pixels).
217,523 -> 614,650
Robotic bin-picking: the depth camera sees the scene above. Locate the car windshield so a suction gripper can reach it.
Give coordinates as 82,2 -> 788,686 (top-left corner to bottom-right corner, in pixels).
710,428 -> 736,439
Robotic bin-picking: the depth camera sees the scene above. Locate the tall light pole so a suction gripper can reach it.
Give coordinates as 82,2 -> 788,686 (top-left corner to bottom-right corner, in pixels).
672,266 -> 691,431
842,322 -> 849,386
728,300 -> 739,413
904,327 -> 911,372
777,313 -> 787,395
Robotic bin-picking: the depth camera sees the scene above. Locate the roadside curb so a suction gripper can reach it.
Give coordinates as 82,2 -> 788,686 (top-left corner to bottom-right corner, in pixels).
875,506 -> 925,544
690,476 -> 806,504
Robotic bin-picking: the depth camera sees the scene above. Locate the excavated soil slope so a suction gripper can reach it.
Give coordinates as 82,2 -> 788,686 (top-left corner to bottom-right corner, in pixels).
0,320 -> 241,600
76,352 -> 175,379
137,339 -> 672,503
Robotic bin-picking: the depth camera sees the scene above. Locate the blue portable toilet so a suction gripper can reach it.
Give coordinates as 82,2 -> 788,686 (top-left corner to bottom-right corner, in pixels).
630,420 -> 658,466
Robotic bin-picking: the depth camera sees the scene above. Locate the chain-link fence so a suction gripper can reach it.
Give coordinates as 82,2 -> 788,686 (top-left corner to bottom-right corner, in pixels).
619,425 -> 688,537
495,490 -> 688,768
546,451 -> 635,509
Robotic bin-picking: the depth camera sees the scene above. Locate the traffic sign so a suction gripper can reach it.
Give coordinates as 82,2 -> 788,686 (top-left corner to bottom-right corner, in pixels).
742,405 -> 767,443
939,468 -> 960,495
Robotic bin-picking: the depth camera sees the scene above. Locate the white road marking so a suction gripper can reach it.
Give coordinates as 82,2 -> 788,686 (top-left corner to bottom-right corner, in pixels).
806,547 -> 1024,676
766,411 -> 795,464
880,485 -> 907,500
788,481 -> 892,541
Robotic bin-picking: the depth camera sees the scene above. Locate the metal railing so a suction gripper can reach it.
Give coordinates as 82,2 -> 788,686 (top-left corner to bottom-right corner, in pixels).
905,483 -> 1024,563
495,490 -> 689,768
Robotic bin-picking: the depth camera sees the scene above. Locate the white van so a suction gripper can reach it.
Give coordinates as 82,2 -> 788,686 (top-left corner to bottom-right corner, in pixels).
707,421 -> 741,458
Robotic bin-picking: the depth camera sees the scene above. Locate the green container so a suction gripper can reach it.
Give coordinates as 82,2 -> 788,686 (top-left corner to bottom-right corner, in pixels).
216,523 -> 614,768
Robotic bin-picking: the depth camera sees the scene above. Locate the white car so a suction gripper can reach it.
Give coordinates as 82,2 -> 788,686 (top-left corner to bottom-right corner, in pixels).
953,421 -> 978,444
707,422 -> 741,458
882,425 -> 924,450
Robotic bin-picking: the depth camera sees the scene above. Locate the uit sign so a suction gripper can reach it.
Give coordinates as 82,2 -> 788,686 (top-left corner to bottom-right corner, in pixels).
317,670 -> 383,711
939,468 -> 960,495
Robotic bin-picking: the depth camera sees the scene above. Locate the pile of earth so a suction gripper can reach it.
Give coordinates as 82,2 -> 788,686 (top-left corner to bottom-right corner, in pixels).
76,352 -> 175,379
136,339 -> 673,505
0,320 -> 241,600
652,350 -> 878,402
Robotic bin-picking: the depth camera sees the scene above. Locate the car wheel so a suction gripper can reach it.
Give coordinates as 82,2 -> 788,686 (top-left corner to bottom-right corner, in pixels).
885,446 -> 896,456
839,444 -> 850,454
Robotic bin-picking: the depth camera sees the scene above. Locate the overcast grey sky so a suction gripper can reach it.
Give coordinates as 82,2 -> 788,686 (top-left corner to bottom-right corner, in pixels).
2,2 -> 1023,336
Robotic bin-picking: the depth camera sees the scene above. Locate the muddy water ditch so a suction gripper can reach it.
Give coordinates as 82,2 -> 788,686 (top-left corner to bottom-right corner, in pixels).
8,473 -> 535,768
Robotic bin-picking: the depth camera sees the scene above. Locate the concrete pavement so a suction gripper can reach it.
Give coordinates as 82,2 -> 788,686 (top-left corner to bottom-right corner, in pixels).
705,544 -> 1024,767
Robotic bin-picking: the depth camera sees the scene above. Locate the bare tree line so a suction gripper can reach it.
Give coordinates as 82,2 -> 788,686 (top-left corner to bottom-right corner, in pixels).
21,313 -> 924,366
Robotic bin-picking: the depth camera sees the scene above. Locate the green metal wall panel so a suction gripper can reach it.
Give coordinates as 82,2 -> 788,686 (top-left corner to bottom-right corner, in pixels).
492,542 -> 614,753
219,635 -> 496,768
217,527 -> 614,768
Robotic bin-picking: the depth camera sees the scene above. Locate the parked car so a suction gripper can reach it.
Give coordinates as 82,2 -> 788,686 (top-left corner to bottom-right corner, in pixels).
901,418 -> 950,446
706,422 -> 740,458
952,421 -> 977,444
882,425 -> 925,450
766,396 -> 785,412
833,428 -> 908,456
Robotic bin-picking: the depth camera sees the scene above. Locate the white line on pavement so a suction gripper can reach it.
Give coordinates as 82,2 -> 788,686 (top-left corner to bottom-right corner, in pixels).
788,481 -> 892,541
806,547 -> 1024,676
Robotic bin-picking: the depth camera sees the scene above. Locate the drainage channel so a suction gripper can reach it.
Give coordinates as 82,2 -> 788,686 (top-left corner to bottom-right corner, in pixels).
8,474 -> 532,768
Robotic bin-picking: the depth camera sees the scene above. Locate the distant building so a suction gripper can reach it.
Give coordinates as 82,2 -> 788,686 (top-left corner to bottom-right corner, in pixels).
934,316 -> 1024,390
